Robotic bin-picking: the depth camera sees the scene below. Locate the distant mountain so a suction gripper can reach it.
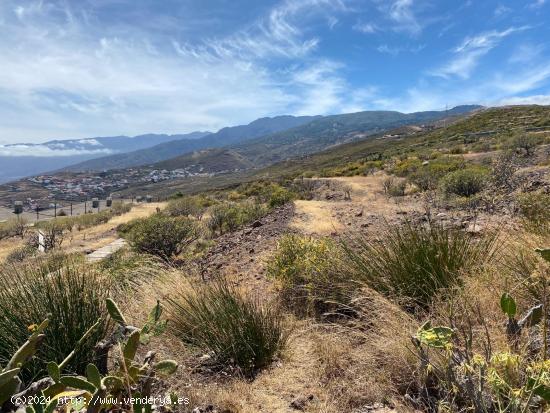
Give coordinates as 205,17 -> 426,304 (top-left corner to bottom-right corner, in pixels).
132,105 -> 481,191
0,131 -> 210,183
63,115 -> 319,172
233,105 -> 482,166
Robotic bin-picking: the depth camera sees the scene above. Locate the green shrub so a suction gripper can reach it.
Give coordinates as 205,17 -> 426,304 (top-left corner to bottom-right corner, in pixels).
268,186 -> 294,207
408,157 -> 465,191
388,180 -> 407,197
267,234 -> 353,318
167,278 -> 288,375
341,221 -> 498,309
0,257 -> 109,384
165,195 -> 211,219
392,158 -> 422,177
440,167 -> 488,197
517,192 -> 550,235
207,201 -> 268,235
238,181 -> 295,207
508,133 -> 539,156
123,214 -> 198,259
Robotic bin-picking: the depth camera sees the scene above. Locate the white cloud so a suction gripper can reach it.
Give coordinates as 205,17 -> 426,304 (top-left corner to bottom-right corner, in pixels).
497,94 -> 550,105
494,5 -> 512,17
388,0 -> 422,35
353,22 -> 378,34
528,0 -> 546,9
432,26 -> 529,79
0,145 -> 113,157
509,43 -> 545,64
179,0 -> 347,61
0,0 -> 353,143
377,43 -> 424,55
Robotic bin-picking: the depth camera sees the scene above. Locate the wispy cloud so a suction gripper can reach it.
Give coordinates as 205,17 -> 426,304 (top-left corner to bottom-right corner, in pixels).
353,21 -> 378,34
0,145 -> 113,157
432,26 -> 530,79
177,0 -> 347,61
528,0 -> 546,9
509,43 -> 545,63
0,0 -> 353,142
389,0 -> 421,34
377,43 -> 425,55
494,5 -> 512,17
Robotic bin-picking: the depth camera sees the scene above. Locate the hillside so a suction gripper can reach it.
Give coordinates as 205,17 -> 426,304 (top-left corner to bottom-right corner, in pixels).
154,148 -> 253,174
233,105 -> 482,166
108,105 -> 548,200
63,115 -> 318,172
256,104 -> 550,178
1,105 -> 549,413
63,106 -> 480,174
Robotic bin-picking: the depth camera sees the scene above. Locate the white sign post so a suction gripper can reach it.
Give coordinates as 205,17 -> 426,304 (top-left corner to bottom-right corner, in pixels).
37,230 -> 45,253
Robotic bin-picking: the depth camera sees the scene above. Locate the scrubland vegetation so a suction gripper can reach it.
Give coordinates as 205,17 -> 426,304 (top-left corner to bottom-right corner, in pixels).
0,106 -> 549,412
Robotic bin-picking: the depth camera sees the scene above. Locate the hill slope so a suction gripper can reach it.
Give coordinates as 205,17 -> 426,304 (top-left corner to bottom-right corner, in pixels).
141,105 -> 481,178
155,149 -> 253,174
64,115 -> 319,172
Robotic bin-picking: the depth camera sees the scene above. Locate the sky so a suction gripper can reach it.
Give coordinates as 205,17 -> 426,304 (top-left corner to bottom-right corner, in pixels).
0,0 -> 549,144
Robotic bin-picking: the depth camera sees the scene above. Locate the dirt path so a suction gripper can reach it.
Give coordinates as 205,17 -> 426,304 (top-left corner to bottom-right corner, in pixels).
0,202 -> 164,262
64,202 -> 165,255
290,174 -> 421,236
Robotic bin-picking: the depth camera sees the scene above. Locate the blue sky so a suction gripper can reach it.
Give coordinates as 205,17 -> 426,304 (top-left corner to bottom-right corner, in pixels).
0,0 -> 549,144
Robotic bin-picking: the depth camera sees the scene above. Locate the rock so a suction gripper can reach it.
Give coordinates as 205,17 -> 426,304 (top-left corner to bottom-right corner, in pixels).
355,209 -> 364,217
466,223 -> 484,233
251,220 -> 263,228
198,354 -> 212,362
290,395 -> 314,410
396,211 -> 407,215
436,212 -> 447,218
422,160 -> 429,166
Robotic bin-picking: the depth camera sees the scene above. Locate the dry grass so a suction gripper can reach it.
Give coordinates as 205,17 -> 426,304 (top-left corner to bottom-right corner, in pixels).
291,200 -> 343,235
0,202 -> 165,263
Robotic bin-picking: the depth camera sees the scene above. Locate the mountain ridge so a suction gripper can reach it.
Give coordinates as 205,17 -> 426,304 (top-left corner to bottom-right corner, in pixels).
62,115 -> 319,172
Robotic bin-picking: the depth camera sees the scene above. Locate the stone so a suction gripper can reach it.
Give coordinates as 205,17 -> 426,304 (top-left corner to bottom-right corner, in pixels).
251,220 -> 263,228
466,223 -> 484,233
290,395 -> 314,410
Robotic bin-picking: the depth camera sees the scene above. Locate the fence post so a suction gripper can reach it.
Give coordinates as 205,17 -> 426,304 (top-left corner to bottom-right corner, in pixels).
70,203 -> 73,216
54,202 -> 57,218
